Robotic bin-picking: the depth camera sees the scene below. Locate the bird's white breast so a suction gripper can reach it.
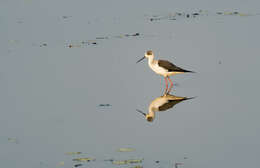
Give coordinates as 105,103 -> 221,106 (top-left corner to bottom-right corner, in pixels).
149,97 -> 169,112
148,61 -> 168,76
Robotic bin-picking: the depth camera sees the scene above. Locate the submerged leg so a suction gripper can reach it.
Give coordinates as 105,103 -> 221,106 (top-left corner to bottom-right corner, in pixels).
164,77 -> 168,94
167,77 -> 174,93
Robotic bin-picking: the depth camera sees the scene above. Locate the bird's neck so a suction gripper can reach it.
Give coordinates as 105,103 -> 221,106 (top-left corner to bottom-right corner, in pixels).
147,110 -> 155,118
148,56 -> 155,65
149,105 -> 157,114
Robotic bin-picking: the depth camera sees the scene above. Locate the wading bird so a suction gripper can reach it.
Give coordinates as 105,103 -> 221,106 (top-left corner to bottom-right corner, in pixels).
137,50 -> 194,93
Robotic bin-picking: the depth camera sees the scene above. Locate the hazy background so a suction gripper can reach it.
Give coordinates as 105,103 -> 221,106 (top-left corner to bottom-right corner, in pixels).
1,0 -> 260,167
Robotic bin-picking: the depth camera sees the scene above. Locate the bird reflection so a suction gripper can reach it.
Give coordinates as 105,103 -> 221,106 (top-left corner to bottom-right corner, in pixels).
137,93 -> 194,122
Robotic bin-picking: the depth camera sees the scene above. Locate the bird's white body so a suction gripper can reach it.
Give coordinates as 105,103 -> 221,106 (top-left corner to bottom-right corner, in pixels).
148,59 -> 165,76
146,96 -> 168,121
148,95 -> 169,113
148,57 -> 183,77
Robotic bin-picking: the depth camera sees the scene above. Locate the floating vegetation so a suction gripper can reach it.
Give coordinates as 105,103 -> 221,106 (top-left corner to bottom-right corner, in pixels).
112,159 -> 143,165
132,33 -> 140,36
127,159 -> 143,164
67,40 -> 98,48
58,161 -> 65,166
39,161 -> 48,168
9,32 -> 153,50
147,10 -> 259,22
117,148 -> 135,152
99,104 -> 112,107
96,36 -> 109,40
104,158 -> 114,162
112,160 -> 128,165
114,32 -> 140,38
62,15 -> 72,19
72,158 -> 96,162
40,43 -> 47,47
8,137 -> 19,144
73,164 -> 83,167
8,40 -> 20,45
175,162 -> 184,168
65,152 -> 82,155
148,11 -> 204,21
57,149 -> 177,167
16,19 -> 24,24
130,166 -> 143,168
66,32 -> 145,48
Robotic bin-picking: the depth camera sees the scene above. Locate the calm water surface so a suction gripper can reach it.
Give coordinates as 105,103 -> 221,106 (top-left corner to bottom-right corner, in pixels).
1,0 -> 260,168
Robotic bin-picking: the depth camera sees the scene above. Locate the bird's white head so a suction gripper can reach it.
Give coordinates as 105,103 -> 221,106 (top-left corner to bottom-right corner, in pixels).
145,114 -> 154,122
136,109 -> 155,122
145,50 -> 154,58
136,50 -> 154,63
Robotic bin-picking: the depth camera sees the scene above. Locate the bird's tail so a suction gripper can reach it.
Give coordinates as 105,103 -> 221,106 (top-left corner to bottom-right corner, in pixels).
184,96 -> 197,100
183,69 -> 195,73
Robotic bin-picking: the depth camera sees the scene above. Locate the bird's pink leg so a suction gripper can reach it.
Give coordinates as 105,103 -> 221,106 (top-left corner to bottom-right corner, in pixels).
167,77 -> 174,93
164,77 -> 168,94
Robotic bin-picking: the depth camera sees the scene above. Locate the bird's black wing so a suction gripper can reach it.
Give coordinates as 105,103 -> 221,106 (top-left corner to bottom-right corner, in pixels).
158,97 -> 195,111
158,60 -> 193,72
158,100 -> 183,111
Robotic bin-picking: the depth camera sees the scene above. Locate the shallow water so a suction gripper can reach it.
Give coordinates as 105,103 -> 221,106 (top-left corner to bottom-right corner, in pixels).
1,1 -> 260,168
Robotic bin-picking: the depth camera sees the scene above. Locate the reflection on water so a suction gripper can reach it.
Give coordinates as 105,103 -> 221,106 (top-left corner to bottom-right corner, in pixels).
137,93 -> 195,122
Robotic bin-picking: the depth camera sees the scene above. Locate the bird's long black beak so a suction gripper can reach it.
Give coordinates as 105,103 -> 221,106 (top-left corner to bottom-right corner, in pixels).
136,56 -> 145,63
136,109 -> 146,117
